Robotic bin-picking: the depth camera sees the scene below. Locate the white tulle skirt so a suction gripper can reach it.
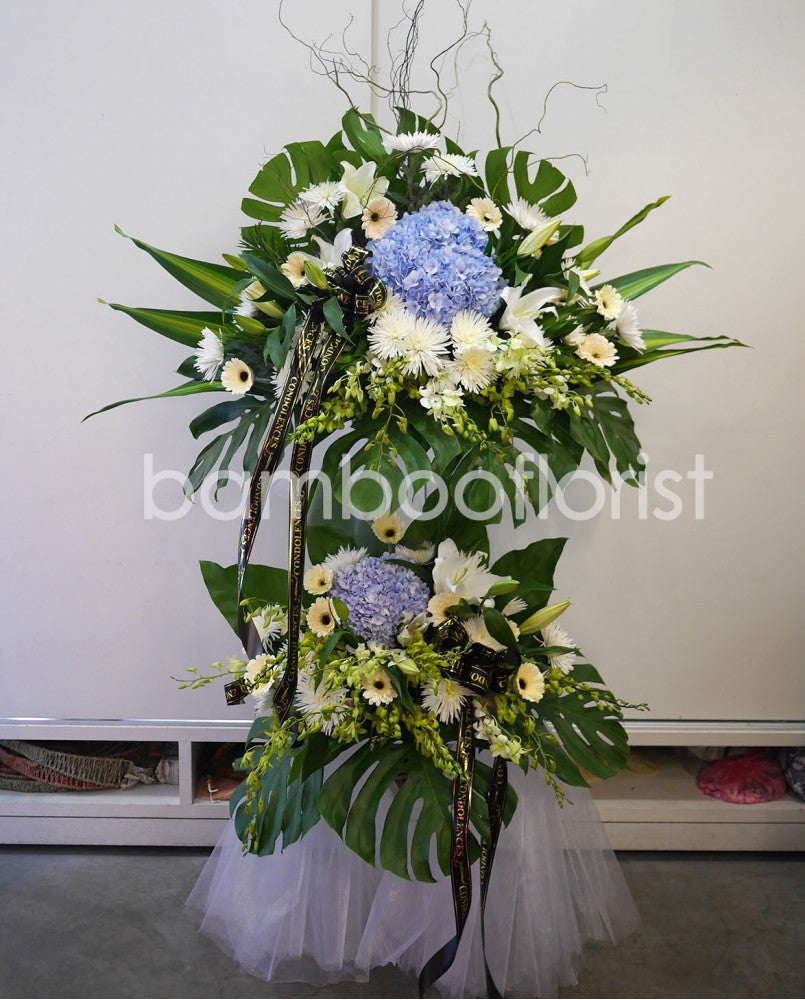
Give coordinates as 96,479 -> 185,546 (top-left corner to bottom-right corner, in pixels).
186,768 -> 638,998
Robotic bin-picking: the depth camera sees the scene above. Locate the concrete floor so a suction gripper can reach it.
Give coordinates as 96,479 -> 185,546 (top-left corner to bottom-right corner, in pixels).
0,848 -> 802,999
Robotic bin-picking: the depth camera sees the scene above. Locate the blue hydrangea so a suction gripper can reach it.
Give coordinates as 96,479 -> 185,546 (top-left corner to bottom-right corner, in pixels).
368,201 -> 503,326
331,555 -> 430,647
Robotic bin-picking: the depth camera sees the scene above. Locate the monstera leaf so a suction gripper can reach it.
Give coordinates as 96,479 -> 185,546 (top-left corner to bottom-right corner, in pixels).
200,561 -> 288,633
318,739 -> 517,882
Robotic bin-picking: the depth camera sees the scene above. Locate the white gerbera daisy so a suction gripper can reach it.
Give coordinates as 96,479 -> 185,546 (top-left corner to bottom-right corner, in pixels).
220,358 -> 254,394
368,306 -> 415,361
515,661 -> 546,703
280,251 -> 311,288
466,197 -> 502,233
450,310 -> 495,351
576,333 -> 618,368
193,327 -> 224,381
362,196 -> 397,239
422,152 -> 478,184
296,670 -> 346,735
307,597 -> 337,637
541,621 -> 576,675
401,317 -> 450,377
303,563 -> 333,595
299,180 -> 344,212
594,284 -> 624,321
395,542 -> 435,564
372,512 -> 405,544
616,301 -> 645,351
383,131 -> 441,154
427,592 -> 461,624
422,678 -> 472,723
506,197 -> 549,231
278,200 -> 326,240
324,545 -> 367,575
361,668 -> 397,706
452,345 -> 496,392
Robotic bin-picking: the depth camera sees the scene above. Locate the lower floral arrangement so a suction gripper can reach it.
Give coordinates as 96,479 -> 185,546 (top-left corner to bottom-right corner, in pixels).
181,515 -> 641,997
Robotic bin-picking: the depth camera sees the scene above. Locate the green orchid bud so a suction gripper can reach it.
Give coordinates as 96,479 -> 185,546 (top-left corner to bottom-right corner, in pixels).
518,599 -> 571,635
517,219 -> 561,257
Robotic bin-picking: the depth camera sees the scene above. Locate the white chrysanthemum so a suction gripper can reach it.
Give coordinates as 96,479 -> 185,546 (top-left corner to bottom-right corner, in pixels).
419,372 -> 464,414
506,197 -> 550,231
307,597 -> 336,637
502,596 -> 527,616
221,358 -> 254,394
303,564 -> 333,595
616,301 -> 645,350
563,324 -> 587,347
428,592 -> 460,624
576,333 -> 618,368
422,152 -> 478,184
450,310 -> 495,352
299,181 -> 344,212
515,661 -> 546,703
541,621 -> 576,675
395,542 -> 435,564
234,279 -> 266,318
296,670 -> 346,735
383,131 -> 441,154
324,545 -> 367,575
372,512 -> 405,544
368,306 -> 416,361
193,327 -> 224,381
451,345 -> 496,392
401,317 -> 450,377
362,196 -> 397,239
253,605 -> 287,645
340,160 -> 389,218
466,197 -> 502,233
280,251 -> 311,288
279,200 -> 326,240
594,284 -> 624,321
361,668 -> 397,706
422,678 -> 472,723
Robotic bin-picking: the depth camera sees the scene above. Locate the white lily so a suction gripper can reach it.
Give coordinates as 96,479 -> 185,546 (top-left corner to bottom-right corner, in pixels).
314,228 -> 353,268
432,540 -> 503,600
499,283 -> 564,348
340,161 -> 389,219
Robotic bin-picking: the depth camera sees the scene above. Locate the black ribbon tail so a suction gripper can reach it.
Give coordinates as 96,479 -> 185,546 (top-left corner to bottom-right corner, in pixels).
418,700 -> 475,998
271,333 -> 345,722
479,757 -> 508,998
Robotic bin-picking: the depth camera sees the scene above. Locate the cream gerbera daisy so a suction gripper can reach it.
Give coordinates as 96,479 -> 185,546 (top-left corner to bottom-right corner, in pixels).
193,327 -> 224,381
515,661 -> 546,703
372,512 -> 405,544
361,668 -> 397,706
428,592 -> 460,624
401,316 -> 450,377
466,197 -> 502,233
422,152 -> 478,184
383,131 -> 441,154
307,597 -> 337,637
594,284 -> 624,321
450,310 -> 495,351
541,621 -> 576,675
395,542 -> 435,564
323,545 -> 367,575
220,358 -> 254,394
422,678 -> 472,723
452,345 -> 496,392
362,197 -> 397,239
280,251 -> 311,289
368,306 -> 415,361
616,301 -> 645,350
576,333 -> 618,368
278,200 -> 326,240
303,564 -> 333,595
506,197 -> 549,231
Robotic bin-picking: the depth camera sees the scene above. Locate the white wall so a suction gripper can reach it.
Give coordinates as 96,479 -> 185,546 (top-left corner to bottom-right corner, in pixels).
1,0 -> 802,724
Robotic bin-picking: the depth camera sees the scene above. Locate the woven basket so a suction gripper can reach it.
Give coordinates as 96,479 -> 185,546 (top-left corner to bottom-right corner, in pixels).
0,740 -> 134,792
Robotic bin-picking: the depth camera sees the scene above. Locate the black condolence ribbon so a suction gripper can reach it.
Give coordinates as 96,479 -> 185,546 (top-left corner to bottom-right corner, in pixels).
419,628 -> 512,998
232,248 -> 385,725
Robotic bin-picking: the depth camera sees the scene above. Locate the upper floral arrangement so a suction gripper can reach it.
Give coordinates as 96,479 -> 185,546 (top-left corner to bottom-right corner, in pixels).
93,105 -> 740,549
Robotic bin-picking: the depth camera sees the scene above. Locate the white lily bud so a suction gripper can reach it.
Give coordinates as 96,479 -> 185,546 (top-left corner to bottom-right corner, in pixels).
518,599 -> 571,635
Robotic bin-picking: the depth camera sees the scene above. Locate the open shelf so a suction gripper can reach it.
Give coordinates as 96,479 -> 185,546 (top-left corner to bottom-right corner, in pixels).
1,719 -> 803,849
